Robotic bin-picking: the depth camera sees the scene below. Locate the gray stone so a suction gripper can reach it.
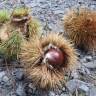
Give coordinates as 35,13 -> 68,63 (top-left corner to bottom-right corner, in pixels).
66,79 -> 90,94
2,76 -> 9,83
78,65 -> 91,75
82,60 -> 96,69
16,83 -> 26,96
82,56 -> 92,63
86,56 -> 92,62
89,87 -> 96,96
28,83 -> 36,93
48,91 -> 56,96
66,79 -> 78,93
79,84 -> 89,93
0,71 -> 6,82
13,69 -> 24,81
60,94 -> 69,96
90,4 -> 96,10
71,70 -> 79,79
54,10 -> 64,14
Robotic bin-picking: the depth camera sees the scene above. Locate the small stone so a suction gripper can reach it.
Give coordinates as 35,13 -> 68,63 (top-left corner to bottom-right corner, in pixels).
66,79 -> 90,93
82,56 -> 92,63
28,83 -> 36,93
16,83 -> 26,96
2,75 -> 12,87
13,69 -> 24,81
2,76 -> 9,83
79,84 -> 89,93
82,60 -> 96,69
60,94 -> 69,96
90,4 -> 96,10
78,65 -> 90,75
7,91 -> 16,96
62,87 -> 66,92
0,71 -> 5,82
86,56 -> 92,62
48,91 -> 56,96
25,83 -> 38,95
71,70 -> 79,79
77,89 -> 87,96
66,79 -> 78,93
54,10 -> 64,14
78,1 -> 82,5
89,87 -> 96,96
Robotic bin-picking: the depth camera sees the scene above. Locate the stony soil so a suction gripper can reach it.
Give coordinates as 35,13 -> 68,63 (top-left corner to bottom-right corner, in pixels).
0,0 -> 96,96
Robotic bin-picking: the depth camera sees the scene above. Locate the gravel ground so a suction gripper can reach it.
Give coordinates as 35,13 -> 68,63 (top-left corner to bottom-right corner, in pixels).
0,0 -> 96,96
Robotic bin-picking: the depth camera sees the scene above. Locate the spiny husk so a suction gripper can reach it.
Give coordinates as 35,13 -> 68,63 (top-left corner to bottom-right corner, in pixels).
10,6 -> 30,32
12,7 -> 29,18
20,33 -> 77,90
0,9 -> 10,24
0,23 -> 20,43
64,8 -> 96,52
10,7 -> 42,38
27,18 -> 42,38
0,24 -> 9,42
9,18 -> 42,39
0,30 -> 22,61
11,6 -> 30,28
0,10 -> 10,41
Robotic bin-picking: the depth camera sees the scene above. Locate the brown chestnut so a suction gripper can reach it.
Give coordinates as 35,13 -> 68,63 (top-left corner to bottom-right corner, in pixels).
44,48 -> 64,67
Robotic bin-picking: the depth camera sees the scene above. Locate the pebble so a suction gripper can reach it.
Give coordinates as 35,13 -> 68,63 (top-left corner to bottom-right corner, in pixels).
2,76 -> 9,83
66,79 -> 90,94
79,84 -> 89,93
28,83 -> 36,93
89,87 -> 96,96
0,71 -> 6,82
82,56 -> 92,63
60,94 -> 69,96
71,70 -> 79,79
48,91 -> 56,96
86,56 -> 92,62
12,69 -> 24,81
82,60 -> 96,69
16,83 -> 26,96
